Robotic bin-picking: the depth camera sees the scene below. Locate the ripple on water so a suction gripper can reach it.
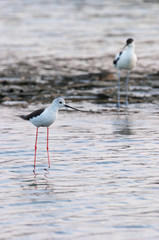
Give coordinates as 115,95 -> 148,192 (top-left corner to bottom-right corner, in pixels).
0,103 -> 159,239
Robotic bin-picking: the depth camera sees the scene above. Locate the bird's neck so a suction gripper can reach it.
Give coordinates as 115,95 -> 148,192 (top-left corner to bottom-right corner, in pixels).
51,104 -> 59,113
127,44 -> 135,52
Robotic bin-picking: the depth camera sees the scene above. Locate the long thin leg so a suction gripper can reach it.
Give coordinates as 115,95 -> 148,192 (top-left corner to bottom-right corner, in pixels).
34,127 -> 38,172
47,127 -> 50,168
125,71 -> 130,106
117,70 -> 120,108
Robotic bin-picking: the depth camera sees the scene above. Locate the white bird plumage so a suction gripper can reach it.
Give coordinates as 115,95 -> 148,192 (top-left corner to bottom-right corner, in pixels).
113,38 -> 137,107
29,98 -> 65,128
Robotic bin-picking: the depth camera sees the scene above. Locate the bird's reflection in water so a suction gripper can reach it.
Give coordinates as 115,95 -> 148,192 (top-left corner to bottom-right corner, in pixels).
32,169 -> 52,192
113,109 -> 133,136
20,168 -> 54,198
34,171 -> 50,190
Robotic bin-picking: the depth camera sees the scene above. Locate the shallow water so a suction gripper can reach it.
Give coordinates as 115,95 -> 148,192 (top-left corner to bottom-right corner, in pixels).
1,102 -> 159,239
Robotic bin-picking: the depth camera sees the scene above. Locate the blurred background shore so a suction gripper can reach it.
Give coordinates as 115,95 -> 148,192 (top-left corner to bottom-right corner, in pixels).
0,0 -> 159,106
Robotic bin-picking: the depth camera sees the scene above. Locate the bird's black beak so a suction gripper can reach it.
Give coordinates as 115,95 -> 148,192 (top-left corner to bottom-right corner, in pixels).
122,43 -> 127,50
65,104 -> 81,111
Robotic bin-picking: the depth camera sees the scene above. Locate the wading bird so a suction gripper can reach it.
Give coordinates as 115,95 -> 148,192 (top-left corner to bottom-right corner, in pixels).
113,38 -> 137,107
20,97 -> 81,172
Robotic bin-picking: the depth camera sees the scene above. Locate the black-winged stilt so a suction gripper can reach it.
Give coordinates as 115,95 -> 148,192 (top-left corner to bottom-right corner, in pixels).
113,38 -> 137,107
20,97 -> 81,172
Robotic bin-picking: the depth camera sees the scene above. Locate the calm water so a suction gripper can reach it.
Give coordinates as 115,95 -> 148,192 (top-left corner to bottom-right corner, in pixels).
0,102 -> 159,239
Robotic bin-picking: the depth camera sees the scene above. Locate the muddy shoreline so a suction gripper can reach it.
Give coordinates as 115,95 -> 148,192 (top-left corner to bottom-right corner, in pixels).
0,57 -> 159,107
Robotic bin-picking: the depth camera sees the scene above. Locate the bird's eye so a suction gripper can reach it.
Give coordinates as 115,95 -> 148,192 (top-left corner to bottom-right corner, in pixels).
59,101 -> 62,104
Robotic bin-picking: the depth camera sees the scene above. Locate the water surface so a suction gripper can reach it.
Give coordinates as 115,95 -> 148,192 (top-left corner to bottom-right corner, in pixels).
0,103 -> 159,239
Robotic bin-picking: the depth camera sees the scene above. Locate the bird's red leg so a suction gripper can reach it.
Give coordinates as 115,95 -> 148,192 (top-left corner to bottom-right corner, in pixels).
47,127 -> 50,168
34,127 -> 38,172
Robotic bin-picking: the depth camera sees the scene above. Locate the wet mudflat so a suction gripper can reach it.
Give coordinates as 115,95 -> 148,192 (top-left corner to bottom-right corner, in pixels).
0,103 -> 159,239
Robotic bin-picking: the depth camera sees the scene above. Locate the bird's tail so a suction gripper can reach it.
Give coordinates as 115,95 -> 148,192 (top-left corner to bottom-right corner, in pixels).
18,115 -> 28,120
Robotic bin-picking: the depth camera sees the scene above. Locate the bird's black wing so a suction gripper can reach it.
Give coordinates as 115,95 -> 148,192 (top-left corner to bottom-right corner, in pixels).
113,51 -> 122,65
20,108 -> 45,121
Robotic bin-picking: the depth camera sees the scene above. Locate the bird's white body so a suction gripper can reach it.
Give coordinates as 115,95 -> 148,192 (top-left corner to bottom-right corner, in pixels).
28,98 -> 66,128
114,41 -> 137,70
113,38 -> 137,107
30,106 -> 58,128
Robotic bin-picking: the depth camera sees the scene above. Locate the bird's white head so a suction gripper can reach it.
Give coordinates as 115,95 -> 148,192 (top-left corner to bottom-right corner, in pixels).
52,97 -> 66,109
52,97 -> 81,111
126,38 -> 135,48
